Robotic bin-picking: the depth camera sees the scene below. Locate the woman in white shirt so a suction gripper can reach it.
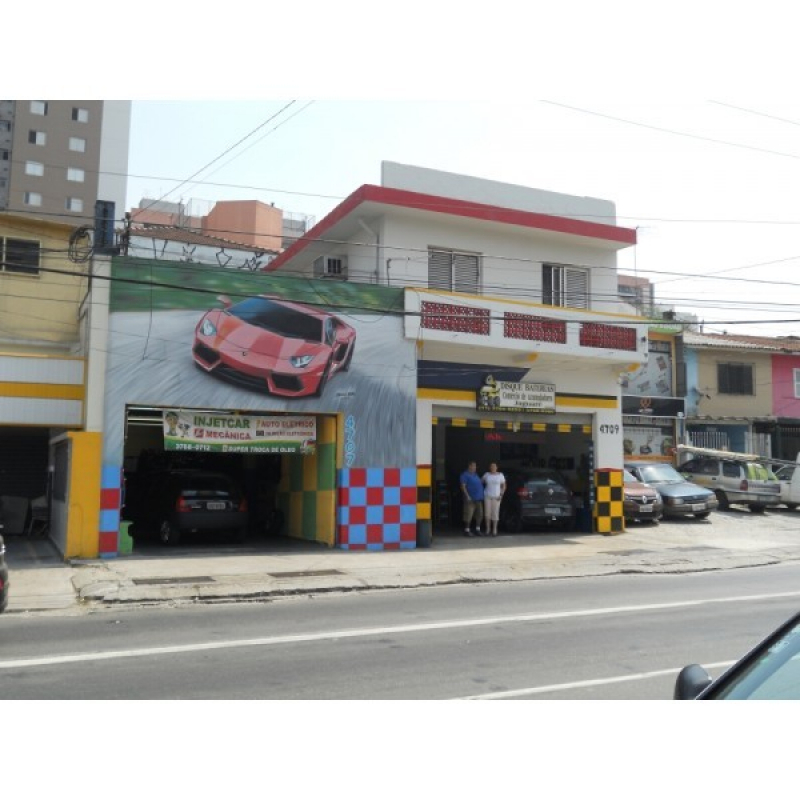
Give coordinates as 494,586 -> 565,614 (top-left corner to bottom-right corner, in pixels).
482,462 -> 506,536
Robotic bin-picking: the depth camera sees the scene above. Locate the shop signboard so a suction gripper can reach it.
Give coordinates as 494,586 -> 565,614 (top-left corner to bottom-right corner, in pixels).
477,375 -> 556,413
163,410 -> 317,454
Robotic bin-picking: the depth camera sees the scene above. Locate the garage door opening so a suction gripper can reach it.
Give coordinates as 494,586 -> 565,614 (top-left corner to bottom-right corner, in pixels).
432,417 -> 593,535
121,406 -> 336,551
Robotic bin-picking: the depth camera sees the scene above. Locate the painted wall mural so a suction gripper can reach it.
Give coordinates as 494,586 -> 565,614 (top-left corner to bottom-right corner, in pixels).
104,259 -> 416,468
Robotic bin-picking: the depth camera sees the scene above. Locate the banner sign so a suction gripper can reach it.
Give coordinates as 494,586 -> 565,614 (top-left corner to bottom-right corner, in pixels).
163,410 -> 316,454
622,395 -> 685,417
477,376 -> 556,413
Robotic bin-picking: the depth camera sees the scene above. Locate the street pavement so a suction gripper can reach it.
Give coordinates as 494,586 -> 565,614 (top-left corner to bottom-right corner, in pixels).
4,511 -> 800,614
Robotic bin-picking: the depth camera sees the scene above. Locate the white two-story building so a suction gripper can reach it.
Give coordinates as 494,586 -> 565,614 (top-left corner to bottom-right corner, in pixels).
262,162 -> 648,541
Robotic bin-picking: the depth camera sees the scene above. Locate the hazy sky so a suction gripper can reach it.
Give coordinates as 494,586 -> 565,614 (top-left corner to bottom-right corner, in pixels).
126,98 -> 800,338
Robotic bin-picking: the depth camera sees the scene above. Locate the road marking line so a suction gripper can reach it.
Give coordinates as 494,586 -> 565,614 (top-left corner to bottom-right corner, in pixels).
456,661 -> 736,700
2,590 -> 799,670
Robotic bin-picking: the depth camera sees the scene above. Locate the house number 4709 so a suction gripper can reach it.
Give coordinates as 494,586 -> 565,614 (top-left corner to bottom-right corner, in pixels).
599,424 -> 620,434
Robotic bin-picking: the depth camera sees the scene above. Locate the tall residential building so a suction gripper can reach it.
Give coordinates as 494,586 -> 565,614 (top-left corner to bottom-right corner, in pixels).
0,100 -> 131,223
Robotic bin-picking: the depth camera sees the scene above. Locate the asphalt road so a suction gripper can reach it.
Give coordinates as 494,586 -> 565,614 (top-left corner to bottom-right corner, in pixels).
2,560 -> 799,700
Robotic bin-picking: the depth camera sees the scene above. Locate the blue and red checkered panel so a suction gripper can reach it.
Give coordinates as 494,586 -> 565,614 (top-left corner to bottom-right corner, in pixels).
338,467 -> 417,550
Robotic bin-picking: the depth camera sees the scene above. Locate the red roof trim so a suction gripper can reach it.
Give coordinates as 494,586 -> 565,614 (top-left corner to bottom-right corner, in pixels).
264,184 -> 636,272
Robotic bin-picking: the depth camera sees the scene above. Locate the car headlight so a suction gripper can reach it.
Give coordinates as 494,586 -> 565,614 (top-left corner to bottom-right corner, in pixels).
201,318 -> 217,336
290,355 -> 314,368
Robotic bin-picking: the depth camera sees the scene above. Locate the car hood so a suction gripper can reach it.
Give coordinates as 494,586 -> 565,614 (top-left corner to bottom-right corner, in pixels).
624,482 -> 660,499
207,312 -> 323,359
648,481 -> 714,499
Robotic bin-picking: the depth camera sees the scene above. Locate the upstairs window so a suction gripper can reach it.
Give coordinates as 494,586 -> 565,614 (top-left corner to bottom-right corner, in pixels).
428,248 -> 480,293
25,161 -> 44,176
69,136 -> 86,152
72,107 -> 89,123
65,197 -> 83,213
67,167 -> 85,182
23,192 -> 42,207
718,362 -> 754,395
28,129 -> 46,145
0,121 -> 11,133
1,237 -> 41,275
30,101 -> 48,116
794,368 -> 800,398
543,263 -> 589,309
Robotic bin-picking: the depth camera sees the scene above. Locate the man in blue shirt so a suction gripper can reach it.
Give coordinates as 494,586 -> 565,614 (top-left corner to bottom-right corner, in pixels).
460,461 -> 485,536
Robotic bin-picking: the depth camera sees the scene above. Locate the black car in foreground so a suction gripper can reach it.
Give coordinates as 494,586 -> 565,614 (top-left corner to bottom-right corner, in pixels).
129,469 -> 249,546
675,610 -> 800,699
500,468 -> 576,532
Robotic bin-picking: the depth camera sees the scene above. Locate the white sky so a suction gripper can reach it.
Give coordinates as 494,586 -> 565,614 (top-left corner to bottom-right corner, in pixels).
13,2 -> 800,343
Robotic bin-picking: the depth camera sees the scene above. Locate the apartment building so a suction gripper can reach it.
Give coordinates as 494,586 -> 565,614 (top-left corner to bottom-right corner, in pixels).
0,100 -> 130,223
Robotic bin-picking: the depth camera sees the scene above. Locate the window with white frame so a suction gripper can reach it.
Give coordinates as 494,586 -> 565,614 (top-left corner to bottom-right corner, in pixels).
69,136 -> 86,153
543,263 -> 589,309
65,197 -> 83,213
28,129 -> 46,145
794,368 -> 800,398
30,101 -> 48,116
1,237 -> 41,275
25,161 -> 44,176
24,192 -> 42,206
66,167 -> 85,182
428,248 -> 481,293
71,107 -> 88,123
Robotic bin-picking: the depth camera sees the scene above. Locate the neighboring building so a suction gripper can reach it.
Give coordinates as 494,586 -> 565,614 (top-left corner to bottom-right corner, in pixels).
620,326 -> 686,463
0,100 -> 130,224
128,198 -> 314,253
683,331 -> 800,458
618,273 -> 655,313
125,225 -> 279,271
0,212 -> 102,557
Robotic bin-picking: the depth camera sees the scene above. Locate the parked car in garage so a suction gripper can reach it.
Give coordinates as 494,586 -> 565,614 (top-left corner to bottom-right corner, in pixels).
675,609 -> 800,699
499,468 -> 576,532
624,461 -> 718,519
132,469 -> 249,546
193,294 -> 356,398
623,468 -> 663,524
678,455 -> 780,512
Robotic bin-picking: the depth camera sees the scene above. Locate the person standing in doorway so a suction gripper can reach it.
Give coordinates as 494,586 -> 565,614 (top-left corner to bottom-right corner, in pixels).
482,462 -> 506,536
460,461 -> 485,536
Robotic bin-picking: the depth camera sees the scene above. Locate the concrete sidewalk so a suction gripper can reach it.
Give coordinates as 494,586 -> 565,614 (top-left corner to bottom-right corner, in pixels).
6,517 -> 800,614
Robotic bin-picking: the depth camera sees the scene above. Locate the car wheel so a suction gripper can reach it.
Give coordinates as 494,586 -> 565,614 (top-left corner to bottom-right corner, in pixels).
749,504 -> 766,513
694,512 -> 711,519
313,357 -> 333,397
159,520 -> 180,546
714,490 -> 730,510
786,503 -> 798,510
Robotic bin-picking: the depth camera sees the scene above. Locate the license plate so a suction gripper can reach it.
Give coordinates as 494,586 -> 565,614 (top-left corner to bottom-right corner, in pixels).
691,503 -> 706,511
640,504 -> 653,512
545,506 -> 562,515
207,502 -> 226,510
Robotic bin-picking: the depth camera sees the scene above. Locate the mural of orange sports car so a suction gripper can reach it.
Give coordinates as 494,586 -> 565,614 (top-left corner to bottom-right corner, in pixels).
192,295 -> 356,398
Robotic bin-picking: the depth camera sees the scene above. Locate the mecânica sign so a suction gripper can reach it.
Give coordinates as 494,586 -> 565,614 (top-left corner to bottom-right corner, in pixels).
163,410 -> 316,454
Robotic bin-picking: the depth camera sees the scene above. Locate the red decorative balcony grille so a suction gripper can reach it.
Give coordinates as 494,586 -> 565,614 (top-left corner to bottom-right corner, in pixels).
420,301 -> 490,335
504,313 -> 567,343
579,322 -> 637,350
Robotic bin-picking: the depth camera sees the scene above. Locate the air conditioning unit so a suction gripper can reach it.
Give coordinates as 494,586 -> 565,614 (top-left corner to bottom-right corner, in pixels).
314,255 -> 347,279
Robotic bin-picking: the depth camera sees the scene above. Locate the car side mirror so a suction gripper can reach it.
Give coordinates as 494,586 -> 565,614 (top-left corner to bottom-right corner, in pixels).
674,664 -> 713,699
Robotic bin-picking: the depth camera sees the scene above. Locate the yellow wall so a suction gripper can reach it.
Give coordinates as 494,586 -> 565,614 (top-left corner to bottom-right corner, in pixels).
696,349 -> 772,418
65,431 -> 102,559
0,214 -> 87,347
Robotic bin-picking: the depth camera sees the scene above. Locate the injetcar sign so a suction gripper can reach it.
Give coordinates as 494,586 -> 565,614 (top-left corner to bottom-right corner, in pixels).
163,410 -> 317,454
